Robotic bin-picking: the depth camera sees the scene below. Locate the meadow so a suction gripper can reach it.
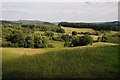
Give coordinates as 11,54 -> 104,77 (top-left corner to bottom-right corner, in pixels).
2,45 -> 119,78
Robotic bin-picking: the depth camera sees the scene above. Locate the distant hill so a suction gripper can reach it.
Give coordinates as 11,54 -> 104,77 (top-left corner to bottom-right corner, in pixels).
103,21 -> 120,26
17,20 -> 43,24
0,20 -> 54,25
1,20 -> 120,27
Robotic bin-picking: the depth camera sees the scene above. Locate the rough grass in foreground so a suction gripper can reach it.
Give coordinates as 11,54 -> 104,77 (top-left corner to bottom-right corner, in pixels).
2,45 -> 118,78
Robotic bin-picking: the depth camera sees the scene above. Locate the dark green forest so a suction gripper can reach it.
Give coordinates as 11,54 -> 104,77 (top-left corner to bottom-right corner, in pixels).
58,21 -> 120,31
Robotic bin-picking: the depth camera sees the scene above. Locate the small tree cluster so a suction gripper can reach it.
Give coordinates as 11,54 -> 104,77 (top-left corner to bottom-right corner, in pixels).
44,31 -> 54,37
72,31 -> 77,35
71,35 -> 93,46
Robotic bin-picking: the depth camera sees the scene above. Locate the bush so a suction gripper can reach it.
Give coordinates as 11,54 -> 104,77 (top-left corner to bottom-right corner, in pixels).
72,35 -> 93,46
24,35 -> 34,48
61,34 -> 70,42
56,28 -> 65,33
44,31 -> 54,37
64,42 -> 72,47
52,36 -> 63,41
79,35 -> 93,46
10,43 -> 19,47
71,37 -> 80,46
34,35 -> 48,48
72,31 -> 77,35
2,41 -> 11,47
47,44 -> 55,48
6,30 -> 25,47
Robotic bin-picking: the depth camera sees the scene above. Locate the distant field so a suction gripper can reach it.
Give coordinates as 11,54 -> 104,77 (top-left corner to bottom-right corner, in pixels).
2,45 -> 119,78
34,30 -> 60,36
108,37 -> 120,44
90,35 -> 100,41
62,27 -> 95,33
34,31 -> 44,34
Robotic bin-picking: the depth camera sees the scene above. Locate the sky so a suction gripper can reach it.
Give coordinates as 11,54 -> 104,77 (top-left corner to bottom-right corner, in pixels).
1,1 -> 119,22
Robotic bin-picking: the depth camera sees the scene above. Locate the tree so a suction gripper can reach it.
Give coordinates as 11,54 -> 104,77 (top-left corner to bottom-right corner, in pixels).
72,35 -> 93,46
47,44 -> 55,48
44,31 -> 54,37
34,34 -> 48,48
64,42 -> 72,47
61,34 -> 70,42
79,35 -> 93,46
72,31 -> 77,35
56,28 -> 65,33
6,30 -> 25,47
24,35 -> 34,48
71,37 -> 80,46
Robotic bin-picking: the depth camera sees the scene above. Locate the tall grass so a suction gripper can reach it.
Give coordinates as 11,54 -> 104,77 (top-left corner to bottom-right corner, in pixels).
2,45 -> 118,78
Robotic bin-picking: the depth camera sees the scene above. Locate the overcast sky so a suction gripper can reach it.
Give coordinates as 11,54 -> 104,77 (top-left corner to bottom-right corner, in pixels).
1,2 -> 118,22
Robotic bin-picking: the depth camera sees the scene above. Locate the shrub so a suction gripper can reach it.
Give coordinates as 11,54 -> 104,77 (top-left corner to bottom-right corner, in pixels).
10,43 -> 19,47
79,35 -> 93,46
71,37 -> 80,46
56,28 -> 65,33
2,41 -> 11,47
6,30 -> 25,47
47,44 -> 55,48
52,36 -> 63,41
34,35 -> 48,48
72,35 -> 93,46
44,31 -> 54,37
72,31 -> 77,35
24,35 -> 34,48
61,34 -> 70,42
64,42 -> 72,47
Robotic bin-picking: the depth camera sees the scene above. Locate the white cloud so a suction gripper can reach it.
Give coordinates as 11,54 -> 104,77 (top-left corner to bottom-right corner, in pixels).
1,2 -> 118,22
1,0 -> 120,2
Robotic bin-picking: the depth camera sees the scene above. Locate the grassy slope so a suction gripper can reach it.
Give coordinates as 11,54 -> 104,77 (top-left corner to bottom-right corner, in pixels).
2,45 -> 119,78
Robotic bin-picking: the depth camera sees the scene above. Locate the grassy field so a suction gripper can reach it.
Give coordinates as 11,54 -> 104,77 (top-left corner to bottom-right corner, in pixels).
108,37 -> 120,44
2,45 -> 118,78
34,31 -> 45,35
49,40 -> 64,48
62,27 -> 95,33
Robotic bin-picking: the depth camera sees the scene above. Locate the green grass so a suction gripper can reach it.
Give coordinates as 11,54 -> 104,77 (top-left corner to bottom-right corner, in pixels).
34,31 -> 45,35
2,45 -> 119,78
62,27 -> 95,34
108,37 -> 120,44
49,40 -> 64,48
